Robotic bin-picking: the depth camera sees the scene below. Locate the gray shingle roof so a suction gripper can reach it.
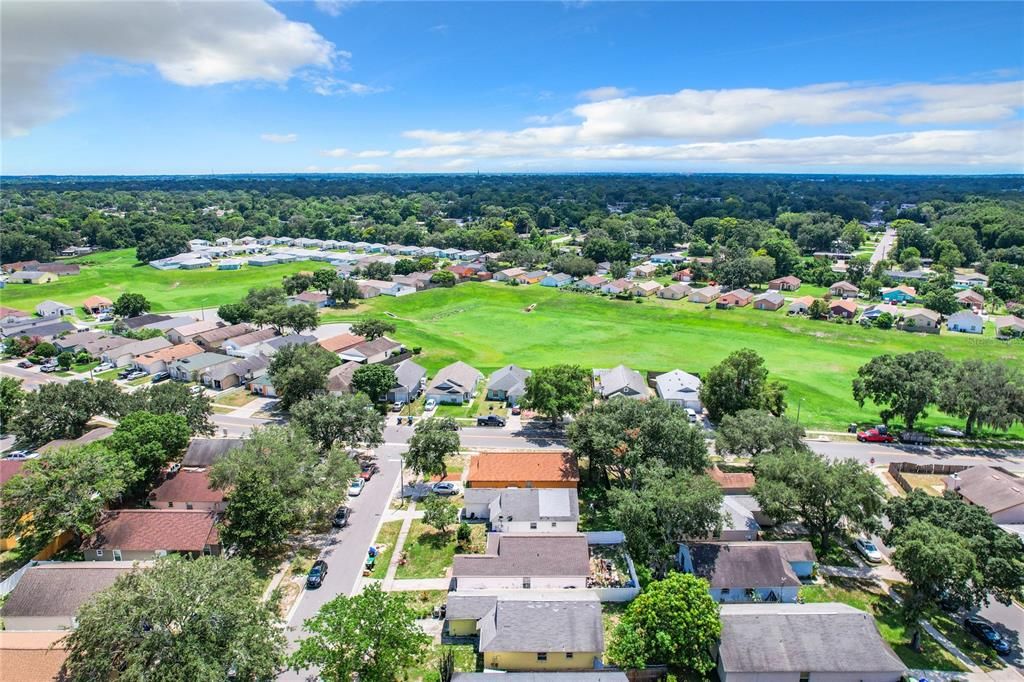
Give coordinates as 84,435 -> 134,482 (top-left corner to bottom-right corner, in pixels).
487,364 -> 531,395
182,438 -> 243,467
594,365 -> 647,398
686,542 -> 801,589
445,594 -> 499,620
0,563 -> 137,618
719,603 -> 905,673
393,358 -> 426,390
454,674 -> 627,682
478,599 -> 603,653
453,534 -> 590,578
948,466 -> 1024,515
427,361 -> 483,394
490,488 -> 580,524
653,369 -> 700,401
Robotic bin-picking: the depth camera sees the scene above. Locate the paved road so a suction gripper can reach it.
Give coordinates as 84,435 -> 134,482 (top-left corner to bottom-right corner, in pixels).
0,362 -> 70,389
278,443 -> 403,681
807,440 -> 1024,470
971,599 -> 1024,671
210,412 -> 276,438
871,227 -> 897,265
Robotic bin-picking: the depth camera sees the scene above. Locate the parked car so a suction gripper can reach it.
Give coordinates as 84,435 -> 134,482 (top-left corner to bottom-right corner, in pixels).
854,538 -> 883,563
898,431 -> 932,445
963,617 -> 1011,655
424,399 -> 437,410
936,425 -> 965,438
476,415 -> 506,427
431,481 -> 460,496
331,506 -> 351,528
16,359 -> 33,368
359,463 -> 378,481
40,364 -> 58,373
391,401 -> 404,412
305,560 -> 328,589
857,428 -> 894,443
118,368 -> 135,379
97,314 -> 113,322
3,450 -> 39,460
510,406 -> 521,415
348,478 -> 365,496
126,370 -> 147,380
94,362 -> 114,372
189,385 -> 205,395
685,408 -> 698,423
150,372 -> 170,383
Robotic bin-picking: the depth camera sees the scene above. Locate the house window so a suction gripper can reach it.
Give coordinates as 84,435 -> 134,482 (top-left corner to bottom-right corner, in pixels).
799,674 -> 809,682
167,501 -> 173,508
529,522 -> 537,530
95,549 -> 104,557
536,653 -> 547,662
551,522 -> 557,527
112,550 -> 122,561
565,652 -> 573,659
186,503 -> 194,510
522,577 -> 531,588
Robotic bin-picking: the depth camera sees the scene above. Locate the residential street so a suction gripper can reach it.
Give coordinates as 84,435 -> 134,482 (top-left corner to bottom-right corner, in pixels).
871,227 -> 897,264
807,439 -> 1024,469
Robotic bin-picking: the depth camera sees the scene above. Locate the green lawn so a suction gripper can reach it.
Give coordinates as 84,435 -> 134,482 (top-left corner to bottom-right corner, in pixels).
368,520 -> 403,578
395,521 -> 487,580
405,644 -> 478,682
800,578 -> 968,671
0,248 -> 329,314
213,387 -> 256,408
321,283 -> 1023,431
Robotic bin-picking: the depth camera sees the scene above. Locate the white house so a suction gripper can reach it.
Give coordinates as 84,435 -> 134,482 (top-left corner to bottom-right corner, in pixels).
946,310 -> 983,334
425,361 -> 483,405
453,534 -> 590,591
462,488 -> 580,533
945,466 -> 1024,524
653,369 -> 701,411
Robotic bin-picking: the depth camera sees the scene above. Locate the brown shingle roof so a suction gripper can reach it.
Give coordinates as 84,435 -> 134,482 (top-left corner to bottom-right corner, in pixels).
708,466 -> 755,491
468,451 -> 579,485
319,333 -> 366,353
687,542 -> 801,589
0,632 -> 67,682
1,563 -> 136,618
453,534 -> 590,577
949,466 -> 1024,515
82,295 -> 112,308
223,327 -> 277,348
149,470 -> 225,505
83,509 -> 219,552
194,323 -> 254,345
136,342 -> 203,365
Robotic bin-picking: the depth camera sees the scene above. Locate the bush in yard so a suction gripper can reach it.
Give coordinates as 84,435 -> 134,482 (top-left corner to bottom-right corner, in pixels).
456,522 -> 472,548
421,494 -> 459,535
57,351 -> 73,369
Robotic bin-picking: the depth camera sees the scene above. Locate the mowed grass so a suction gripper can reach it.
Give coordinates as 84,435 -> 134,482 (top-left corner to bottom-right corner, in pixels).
0,248 -> 324,314
395,521 -> 487,580
321,283 -> 1024,431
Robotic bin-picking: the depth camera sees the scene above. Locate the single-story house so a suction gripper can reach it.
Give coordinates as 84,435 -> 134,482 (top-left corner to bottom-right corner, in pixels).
38,263 -> 81,276
165,319 -> 222,345
0,306 -> 30,324
317,332 -> 365,355
256,334 -> 317,357
689,285 -> 722,304
467,451 -> 580,489
35,300 -> 74,318
901,307 -> 941,333
658,282 -> 691,300
453,533 -> 590,591
200,354 -> 268,390
134,342 -> 203,375
994,315 -> 1024,338
193,323 -> 254,350
463,487 -> 580,533
222,328 -> 279,356
753,291 -> 785,311
486,364 -> 532,405
829,281 -> 860,299
339,336 -> 403,364
593,365 -> 648,400
149,469 -> 226,512
54,330 -> 111,353
653,369 -> 701,411
788,296 -> 815,315
0,562 -> 139,631
541,273 -> 573,288
516,270 -> 547,285
829,299 -> 858,319
288,291 -> 331,308
708,466 -> 755,495
182,438 -> 243,468
168,352 -> 235,382
448,594 -> 604,672
861,303 -> 898,321
425,361 -> 484,405
1,260 -> 41,273
955,289 -> 985,309
82,509 -> 221,561
880,285 -> 917,303
448,264 -> 477,280
217,259 -> 243,270
82,295 -> 113,315
768,275 -> 801,291
630,263 -> 657,279
954,272 -> 989,289
121,313 -> 172,330
327,361 -> 360,395
0,318 -> 75,341
945,466 -> 1024,524
718,289 -> 753,308
76,335 -> 134,358
672,268 -> 694,282
453,674 -> 625,682
576,275 -> 607,290
633,281 -> 662,297
10,271 -> 59,285
247,254 -> 281,267
678,541 -> 814,603
36,426 -> 114,456
715,602 -> 905,682
494,267 -> 526,282
387,358 -> 428,404
601,278 -> 635,296
947,310 -> 983,334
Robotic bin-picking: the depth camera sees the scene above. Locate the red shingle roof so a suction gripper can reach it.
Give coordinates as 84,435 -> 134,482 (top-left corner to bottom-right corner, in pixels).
83,509 -> 219,551
148,470 -> 225,505
319,333 -> 366,353
468,451 -> 579,485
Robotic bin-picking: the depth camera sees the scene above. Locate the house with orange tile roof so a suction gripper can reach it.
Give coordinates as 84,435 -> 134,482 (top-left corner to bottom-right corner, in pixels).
81,295 -> 113,315
318,332 -> 366,354
467,451 -> 579,489
133,342 -> 203,374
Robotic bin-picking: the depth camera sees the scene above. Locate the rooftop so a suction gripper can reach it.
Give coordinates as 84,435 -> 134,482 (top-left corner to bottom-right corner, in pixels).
490,488 -> 580,524
83,509 -> 219,552
149,470 -> 225,505
947,466 -> 1024,515
684,542 -> 806,589
478,598 -> 603,654
468,451 -> 579,485
453,534 -> 590,578
1,562 -> 138,619
182,438 -> 243,467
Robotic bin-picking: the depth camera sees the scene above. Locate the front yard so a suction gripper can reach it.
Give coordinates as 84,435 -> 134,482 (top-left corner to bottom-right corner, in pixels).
395,521 -> 487,580
800,578 -> 968,671
367,520 -> 403,578
405,644 -> 478,681
213,387 -> 257,408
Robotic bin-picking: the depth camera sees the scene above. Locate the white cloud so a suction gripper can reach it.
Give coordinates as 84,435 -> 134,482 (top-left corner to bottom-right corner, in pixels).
261,132 -> 298,144
338,163 -> 383,172
578,86 -> 630,102
304,76 -> 388,96
1,0 -> 336,137
320,148 -> 349,157
315,0 -> 357,17
355,150 -> 390,158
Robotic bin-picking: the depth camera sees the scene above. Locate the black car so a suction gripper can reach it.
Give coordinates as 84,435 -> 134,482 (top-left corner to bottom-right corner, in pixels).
964,617 -> 1011,655
150,371 -> 170,383
476,415 -> 506,427
306,559 -> 328,589
332,506 -> 351,528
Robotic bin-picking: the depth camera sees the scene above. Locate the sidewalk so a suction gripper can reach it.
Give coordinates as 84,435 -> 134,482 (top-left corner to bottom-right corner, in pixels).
382,500 -> 417,590
387,578 -> 451,591
231,396 -> 277,418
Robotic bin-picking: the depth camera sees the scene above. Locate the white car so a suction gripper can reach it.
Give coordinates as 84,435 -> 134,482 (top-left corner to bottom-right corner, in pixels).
348,479 -> 365,496
854,538 -> 884,563
3,450 -> 39,460
431,481 -> 461,496
935,426 -> 965,438
94,363 -> 114,373
424,399 -> 437,410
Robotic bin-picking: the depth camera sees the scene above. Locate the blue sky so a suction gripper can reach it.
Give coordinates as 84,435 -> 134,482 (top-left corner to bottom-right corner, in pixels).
2,1 -> 1022,174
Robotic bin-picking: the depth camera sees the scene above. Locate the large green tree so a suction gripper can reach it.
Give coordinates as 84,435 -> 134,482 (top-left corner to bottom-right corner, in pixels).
135,226 -> 188,263
420,493 -> 459,535
752,450 -> 885,549
700,349 -> 786,422
937,360 -> 1024,436
607,572 -> 721,674
568,397 -> 708,489
289,584 -> 430,682
715,409 -> 806,458
112,292 -> 151,318
521,364 -> 593,425
12,379 -> 125,445
0,445 -> 140,552
106,411 -> 190,483
0,377 -> 25,434
129,381 -> 215,435
220,469 -> 292,557
268,343 -> 340,409
330,278 -> 360,307
350,317 -> 396,340
852,351 -> 952,429
351,364 -> 397,401
404,417 -> 461,479
64,555 -> 285,681
290,392 -> 384,452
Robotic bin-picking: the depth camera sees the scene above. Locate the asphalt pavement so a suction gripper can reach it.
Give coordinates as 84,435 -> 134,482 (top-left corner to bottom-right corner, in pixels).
871,227 -> 897,265
807,439 -> 1024,470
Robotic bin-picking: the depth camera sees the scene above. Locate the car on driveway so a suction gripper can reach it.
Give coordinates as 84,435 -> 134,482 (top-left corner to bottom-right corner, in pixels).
963,617 -> 1011,655
348,478 -> 365,496
359,462 -> 378,481
150,372 -> 170,383
424,399 -> 437,410
476,415 -> 506,427
936,425 -> 965,438
431,481 -> 460,496
854,538 -> 883,563
40,364 -> 58,373
331,506 -> 351,528
305,560 -> 328,589
3,450 -> 39,460
16,360 -> 33,368
94,362 -> 114,373
391,401 -> 404,412
857,428 -> 894,443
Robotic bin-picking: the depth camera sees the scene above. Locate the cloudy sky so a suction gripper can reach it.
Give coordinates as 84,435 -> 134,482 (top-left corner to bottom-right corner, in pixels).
2,1 -> 1022,174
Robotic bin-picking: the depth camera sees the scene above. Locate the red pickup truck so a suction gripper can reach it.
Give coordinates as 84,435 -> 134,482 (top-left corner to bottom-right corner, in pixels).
857,428 -> 894,443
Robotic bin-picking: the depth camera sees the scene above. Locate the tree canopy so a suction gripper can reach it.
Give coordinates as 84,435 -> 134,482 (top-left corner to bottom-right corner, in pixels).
290,392 -> 384,452
268,343 -> 340,409
714,409 -> 806,458
521,364 -> 592,425
700,349 -> 786,422
852,351 -> 952,429
404,417 -> 461,479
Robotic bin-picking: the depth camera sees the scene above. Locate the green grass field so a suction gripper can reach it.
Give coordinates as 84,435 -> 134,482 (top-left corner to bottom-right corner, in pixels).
321,283 -> 1023,432
0,249 -> 322,314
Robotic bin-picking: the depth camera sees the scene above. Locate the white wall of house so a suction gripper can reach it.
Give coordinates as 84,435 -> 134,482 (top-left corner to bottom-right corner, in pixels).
710,586 -> 800,603
3,614 -> 77,631
492,519 -> 579,534
992,504 -> 1024,524
455,575 -> 587,590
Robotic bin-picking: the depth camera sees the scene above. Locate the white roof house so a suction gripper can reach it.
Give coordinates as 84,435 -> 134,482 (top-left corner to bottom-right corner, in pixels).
947,310 -> 983,334
653,369 -> 702,411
